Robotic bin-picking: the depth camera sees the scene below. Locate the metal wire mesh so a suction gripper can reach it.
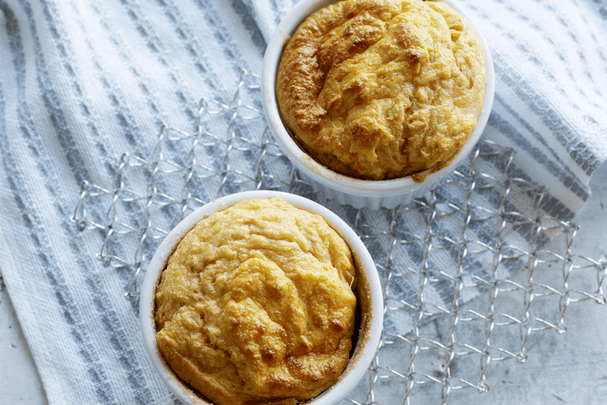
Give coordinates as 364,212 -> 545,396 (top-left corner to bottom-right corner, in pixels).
71,69 -> 606,404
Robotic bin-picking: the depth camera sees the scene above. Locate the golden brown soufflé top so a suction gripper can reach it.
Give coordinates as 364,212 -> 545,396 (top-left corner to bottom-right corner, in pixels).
155,197 -> 357,405
276,0 -> 486,180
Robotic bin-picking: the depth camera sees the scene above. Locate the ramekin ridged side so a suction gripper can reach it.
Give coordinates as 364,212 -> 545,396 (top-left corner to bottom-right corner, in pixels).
261,0 -> 495,209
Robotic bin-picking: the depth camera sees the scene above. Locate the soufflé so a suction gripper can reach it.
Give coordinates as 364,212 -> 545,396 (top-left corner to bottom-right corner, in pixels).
276,0 -> 487,180
155,198 -> 358,405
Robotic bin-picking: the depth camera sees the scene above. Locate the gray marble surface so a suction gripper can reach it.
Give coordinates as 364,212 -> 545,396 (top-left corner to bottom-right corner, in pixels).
2,161 -> 606,405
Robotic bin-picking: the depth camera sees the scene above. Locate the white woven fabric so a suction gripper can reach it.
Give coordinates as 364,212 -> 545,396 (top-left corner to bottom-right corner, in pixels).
0,0 -> 605,404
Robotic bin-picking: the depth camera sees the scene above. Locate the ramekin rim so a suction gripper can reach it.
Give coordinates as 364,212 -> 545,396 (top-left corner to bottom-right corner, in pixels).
261,0 -> 495,197
140,190 -> 384,405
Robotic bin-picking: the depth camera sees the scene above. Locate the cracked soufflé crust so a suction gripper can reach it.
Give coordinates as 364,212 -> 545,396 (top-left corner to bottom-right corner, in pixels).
155,198 -> 357,405
276,0 -> 486,180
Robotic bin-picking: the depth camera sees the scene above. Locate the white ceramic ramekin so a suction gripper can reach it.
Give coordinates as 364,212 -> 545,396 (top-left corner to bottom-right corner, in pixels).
140,190 -> 383,405
261,0 -> 495,210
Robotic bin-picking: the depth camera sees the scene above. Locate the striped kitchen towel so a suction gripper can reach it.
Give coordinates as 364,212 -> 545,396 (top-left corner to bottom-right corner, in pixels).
0,0 -> 605,404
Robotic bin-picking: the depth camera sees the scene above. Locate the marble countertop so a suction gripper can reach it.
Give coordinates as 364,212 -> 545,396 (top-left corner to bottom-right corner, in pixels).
2,161 -> 606,405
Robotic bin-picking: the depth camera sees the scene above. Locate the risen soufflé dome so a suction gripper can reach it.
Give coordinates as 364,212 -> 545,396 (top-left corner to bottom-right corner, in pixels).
155,197 -> 357,405
276,0 -> 486,180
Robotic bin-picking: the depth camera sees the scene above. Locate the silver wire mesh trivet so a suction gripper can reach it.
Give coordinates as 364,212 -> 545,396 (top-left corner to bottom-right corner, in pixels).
71,70 -> 606,404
